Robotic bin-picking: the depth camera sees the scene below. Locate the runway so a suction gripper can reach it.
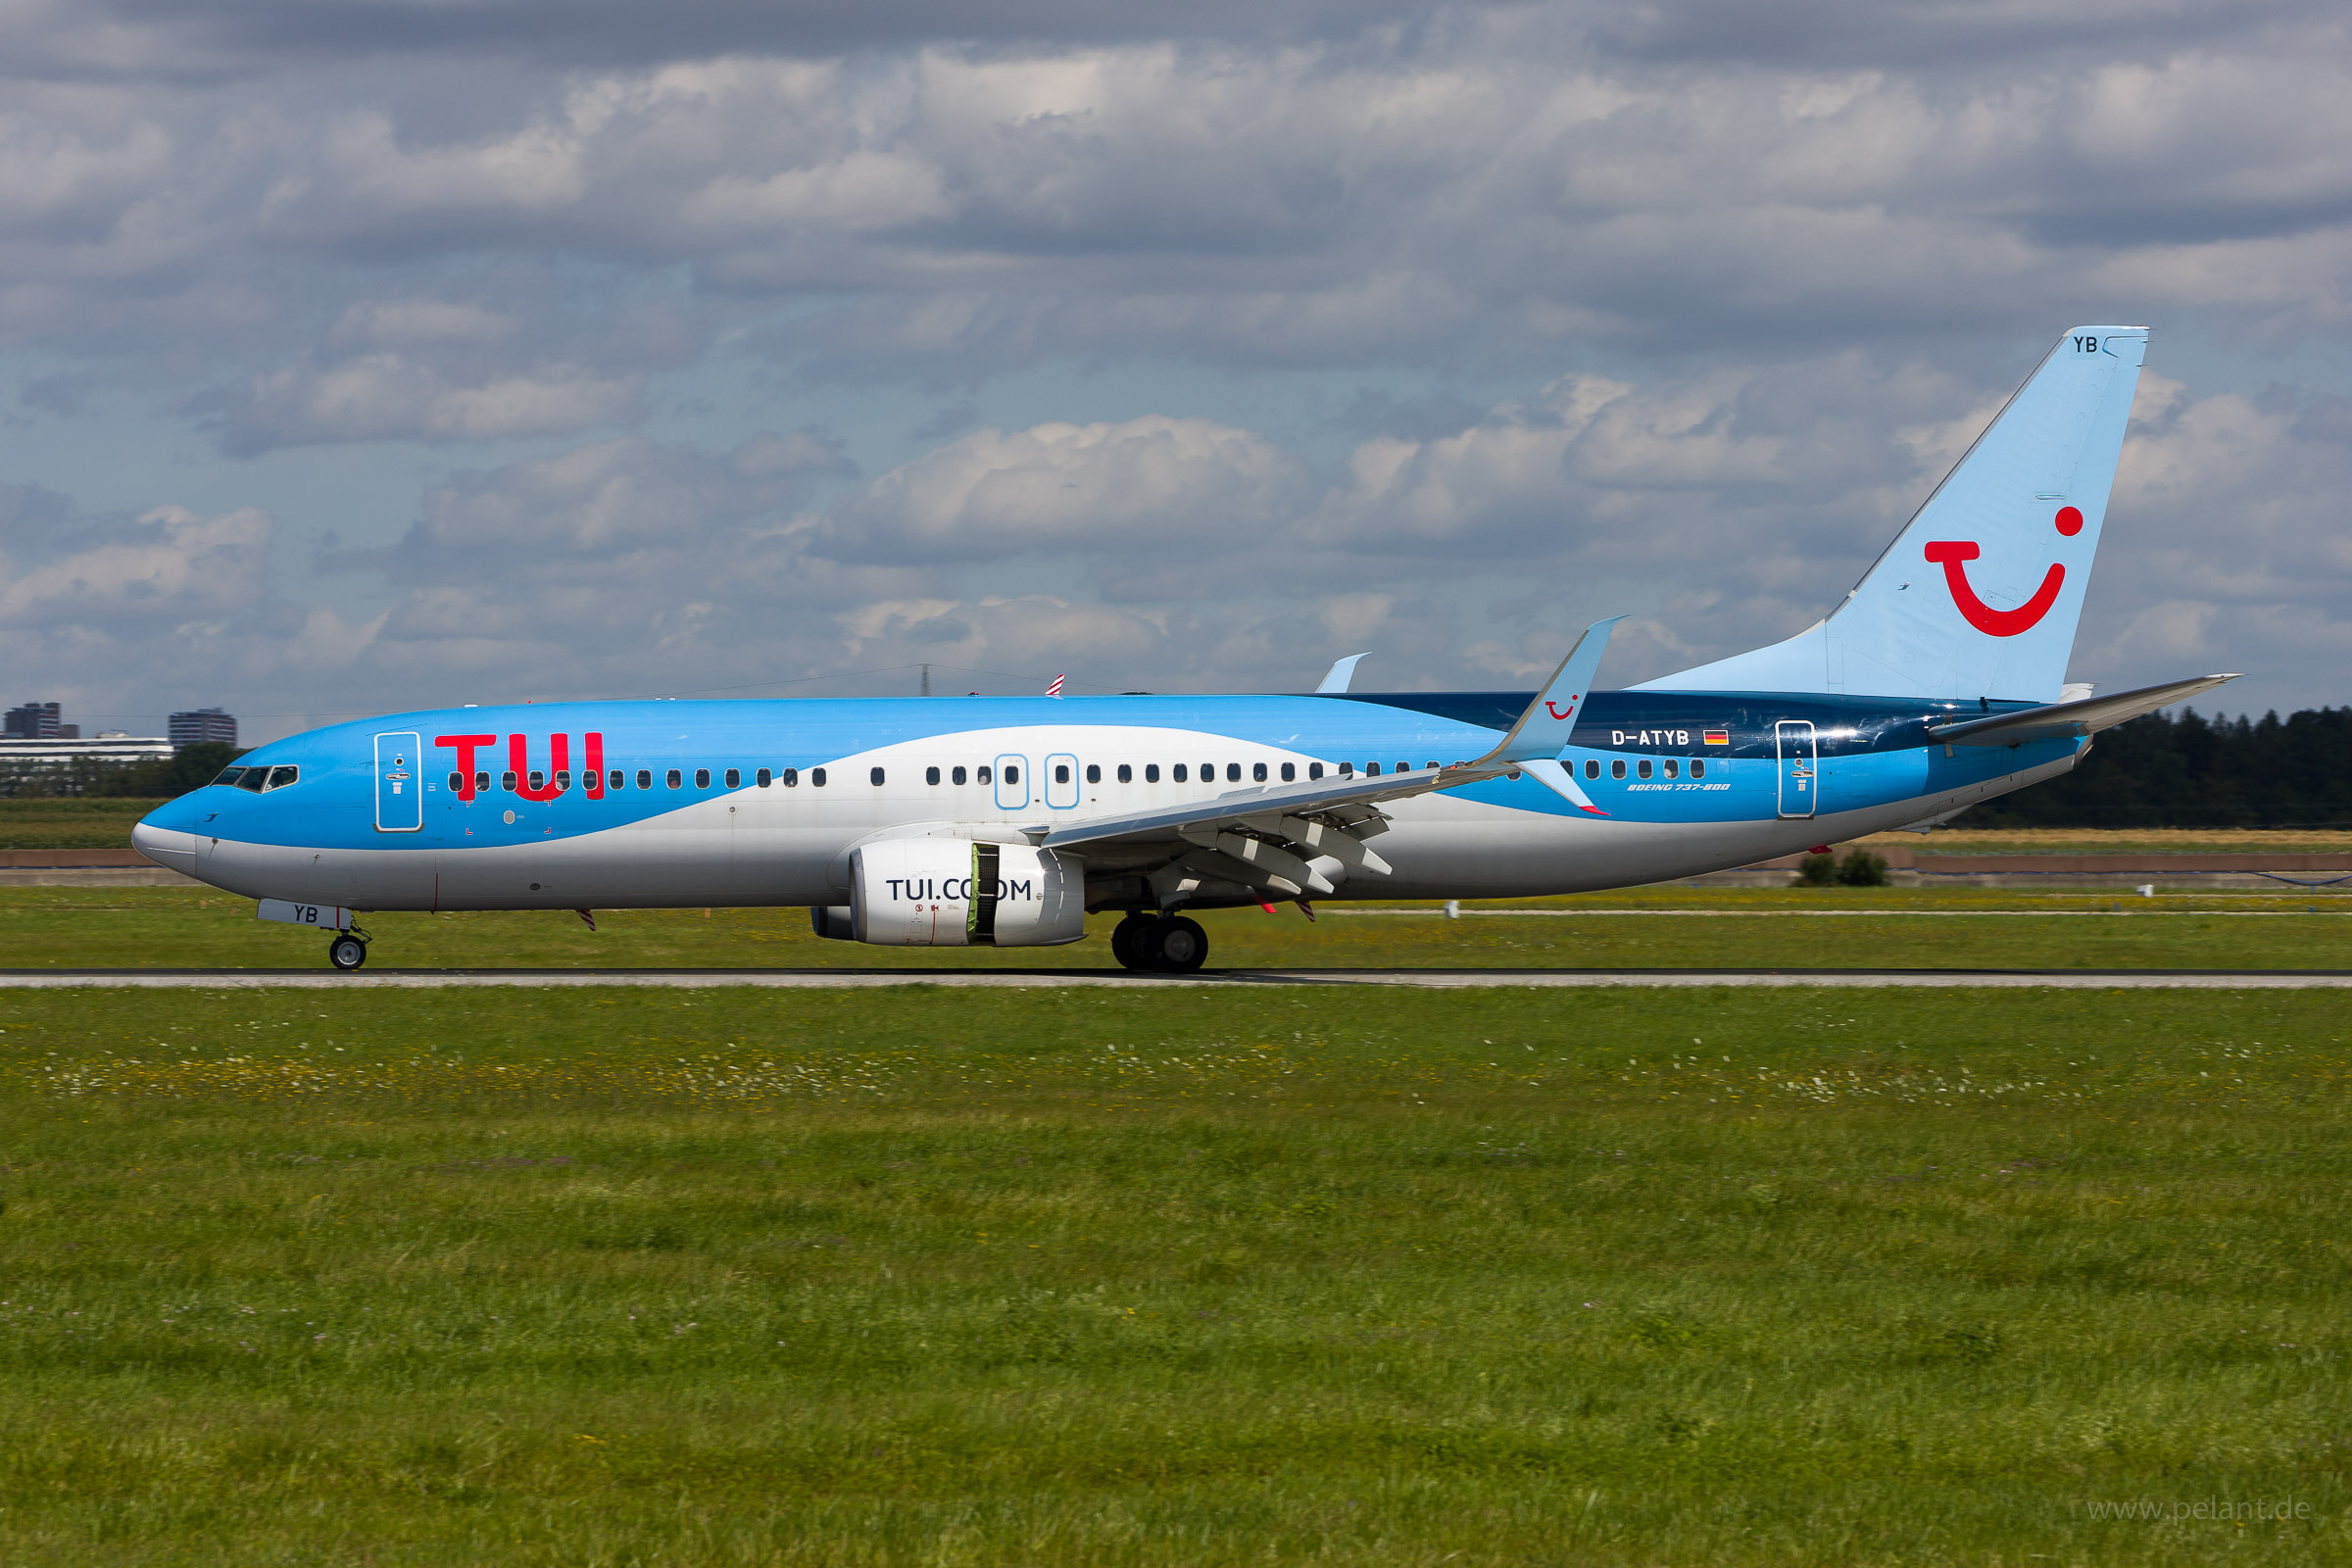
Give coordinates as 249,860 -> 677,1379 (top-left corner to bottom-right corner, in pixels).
7,967 -> 2352,989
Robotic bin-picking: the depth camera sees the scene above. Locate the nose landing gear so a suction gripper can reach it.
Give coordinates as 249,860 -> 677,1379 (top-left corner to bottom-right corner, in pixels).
1110,913 -> 1209,974
326,931 -> 370,971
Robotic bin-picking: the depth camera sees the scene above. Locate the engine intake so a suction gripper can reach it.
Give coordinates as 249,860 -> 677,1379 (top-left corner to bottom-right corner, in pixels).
824,839 -> 1085,947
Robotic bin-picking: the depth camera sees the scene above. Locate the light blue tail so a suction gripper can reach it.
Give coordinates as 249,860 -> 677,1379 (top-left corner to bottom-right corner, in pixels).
1637,325 -> 2148,703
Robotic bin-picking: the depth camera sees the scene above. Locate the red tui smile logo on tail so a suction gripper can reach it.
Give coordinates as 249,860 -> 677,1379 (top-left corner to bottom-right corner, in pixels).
1924,507 -> 2082,637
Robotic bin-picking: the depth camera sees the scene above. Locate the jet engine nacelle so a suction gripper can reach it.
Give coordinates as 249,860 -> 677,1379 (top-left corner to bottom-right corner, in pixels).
830,838 -> 1086,947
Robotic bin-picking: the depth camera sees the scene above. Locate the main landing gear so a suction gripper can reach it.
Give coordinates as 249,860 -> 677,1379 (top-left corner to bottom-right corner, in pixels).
1110,913 -> 1209,974
326,931 -> 369,971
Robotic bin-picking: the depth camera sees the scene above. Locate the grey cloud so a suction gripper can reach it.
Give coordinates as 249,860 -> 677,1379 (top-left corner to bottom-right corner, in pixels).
813,415 -> 1308,564
5,1 -> 2352,720
45,0 -> 1441,77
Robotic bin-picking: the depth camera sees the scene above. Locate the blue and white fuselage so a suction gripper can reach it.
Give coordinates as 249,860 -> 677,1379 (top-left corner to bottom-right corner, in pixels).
133,689 -> 2079,911
130,325 -> 2237,970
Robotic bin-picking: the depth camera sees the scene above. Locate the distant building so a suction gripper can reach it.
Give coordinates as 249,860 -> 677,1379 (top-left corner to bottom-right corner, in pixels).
5,701 -> 60,739
170,708 -> 238,749
0,734 -> 173,788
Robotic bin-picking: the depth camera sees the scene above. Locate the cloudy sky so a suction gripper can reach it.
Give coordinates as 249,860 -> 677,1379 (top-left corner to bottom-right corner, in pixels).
4,0 -> 2348,741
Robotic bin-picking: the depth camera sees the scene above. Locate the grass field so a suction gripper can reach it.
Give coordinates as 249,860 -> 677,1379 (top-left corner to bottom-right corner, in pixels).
7,884 -> 2352,972
0,799 -> 174,850
0,984 -> 2342,1564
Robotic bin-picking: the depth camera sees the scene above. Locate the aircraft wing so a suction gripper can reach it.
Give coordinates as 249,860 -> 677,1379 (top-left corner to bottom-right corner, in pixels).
1033,617 -> 1623,900
1924,673 -> 2239,747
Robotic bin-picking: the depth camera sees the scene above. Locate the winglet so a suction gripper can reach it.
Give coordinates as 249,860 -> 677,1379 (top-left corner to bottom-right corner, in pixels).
1484,617 -> 1624,763
1315,653 -> 1369,694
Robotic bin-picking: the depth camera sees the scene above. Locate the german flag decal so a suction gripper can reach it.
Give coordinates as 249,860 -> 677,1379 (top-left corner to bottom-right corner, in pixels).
1703,729 -> 1731,746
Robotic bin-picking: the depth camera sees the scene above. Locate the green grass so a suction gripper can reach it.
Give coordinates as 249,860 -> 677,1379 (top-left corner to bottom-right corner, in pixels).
7,885 -> 2352,971
0,798 -> 172,850
0,985 -> 2344,1564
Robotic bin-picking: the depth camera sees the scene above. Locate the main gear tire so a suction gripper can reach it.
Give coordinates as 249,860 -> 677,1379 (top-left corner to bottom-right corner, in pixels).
1110,914 -> 1155,971
327,935 -> 368,971
1146,915 -> 1208,974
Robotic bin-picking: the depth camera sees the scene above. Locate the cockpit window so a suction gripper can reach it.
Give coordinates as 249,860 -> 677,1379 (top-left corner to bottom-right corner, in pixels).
236,768 -> 269,792
268,765 -> 299,790
213,766 -> 247,788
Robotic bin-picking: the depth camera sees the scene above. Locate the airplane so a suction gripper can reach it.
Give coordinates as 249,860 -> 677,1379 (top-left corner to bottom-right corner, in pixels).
134,324 -> 2235,973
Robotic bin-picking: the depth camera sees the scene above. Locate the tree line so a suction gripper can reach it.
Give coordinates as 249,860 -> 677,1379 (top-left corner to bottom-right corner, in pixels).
1958,708 -> 2352,829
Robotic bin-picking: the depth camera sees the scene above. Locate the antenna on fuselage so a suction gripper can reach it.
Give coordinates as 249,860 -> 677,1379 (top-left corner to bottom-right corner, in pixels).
920,663 -> 931,697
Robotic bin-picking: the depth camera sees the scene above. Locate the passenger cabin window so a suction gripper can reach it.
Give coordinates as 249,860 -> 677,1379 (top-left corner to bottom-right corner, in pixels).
1172,763 -> 1188,783
1086,763 -> 1101,784
780,767 -> 799,786
1664,760 -> 1678,779
636,769 -> 652,790
1145,763 -> 1159,782
502,770 -> 518,792
554,769 -> 570,791
720,768 -> 737,788
1280,762 -> 1295,781
870,767 -> 885,786
1338,761 -> 1353,777
1116,763 -> 1131,783
1308,762 -> 1323,780
527,770 -> 545,792
1611,760 -> 1626,780
977,764 -> 992,785
1584,760 -> 1599,780
665,769 -> 682,789
1004,764 -> 1018,784
926,766 -> 941,786
474,771 -> 488,794
695,768 -> 710,789
1366,762 -> 1382,777
810,768 -> 826,787
448,771 -> 464,792
1227,762 -> 1242,783
953,765 -> 967,785
757,768 -> 771,788
610,770 -> 624,790
1054,763 -> 1070,784
1638,760 -> 1652,779
1252,762 -> 1268,782
1690,759 -> 1705,778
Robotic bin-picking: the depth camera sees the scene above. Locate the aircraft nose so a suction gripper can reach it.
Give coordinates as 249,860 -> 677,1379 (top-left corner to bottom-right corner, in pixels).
131,810 -> 198,872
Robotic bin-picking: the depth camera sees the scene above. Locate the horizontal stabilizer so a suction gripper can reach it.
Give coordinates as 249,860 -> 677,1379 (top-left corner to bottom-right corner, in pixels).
1925,673 -> 2238,747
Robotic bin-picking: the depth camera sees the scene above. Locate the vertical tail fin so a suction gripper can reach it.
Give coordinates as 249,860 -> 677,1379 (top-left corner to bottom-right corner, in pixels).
1638,325 -> 2148,703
